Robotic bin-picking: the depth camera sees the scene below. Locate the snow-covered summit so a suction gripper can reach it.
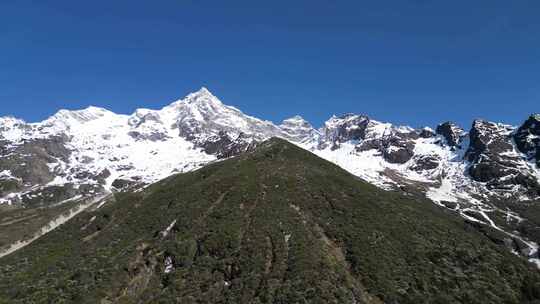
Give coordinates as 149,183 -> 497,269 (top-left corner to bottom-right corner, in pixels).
279,115 -> 319,143
50,106 -> 113,123
1,88 -> 539,267
160,87 -> 281,141
0,88 -> 539,213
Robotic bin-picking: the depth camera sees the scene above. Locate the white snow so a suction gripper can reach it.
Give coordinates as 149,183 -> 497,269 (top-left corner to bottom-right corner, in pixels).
0,170 -> 16,180
164,256 -> 174,273
161,219 -> 177,238
307,142 -> 394,188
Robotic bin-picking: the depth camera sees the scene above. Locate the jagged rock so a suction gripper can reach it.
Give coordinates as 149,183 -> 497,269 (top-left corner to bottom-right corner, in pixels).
418,127 -> 436,138
173,88 -> 281,143
111,178 -> 142,192
436,122 -> 464,147
381,131 -> 418,164
466,120 -> 520,182
514,114 -> 540,167
354,130 -> 417,164
409,155 -> 440,171
322,114 -> 370,149
128,110 -> 162,128
355,138 -> 382,152
383,143 -> 415,164
201,132 -> 258,159
127,131 -> 168,142
0,136 -> 70,186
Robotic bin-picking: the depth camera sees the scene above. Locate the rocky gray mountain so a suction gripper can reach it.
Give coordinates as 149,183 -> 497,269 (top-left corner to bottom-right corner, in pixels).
515,114 -> 540,167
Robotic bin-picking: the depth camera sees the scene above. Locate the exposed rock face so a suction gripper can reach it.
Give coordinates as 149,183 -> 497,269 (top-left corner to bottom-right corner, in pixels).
172,88 -> 282,143
409,155 -> 440,171
436,122 -> 464,147
321,114 -> 370,149
127,131 -> 168,142
381,131 -> 418,164
466,120 -> 515,180
128,110 -> 162,128
201,132 -> 258,159
418,127 -> 436,138
349,125 -> 420,164
464,120 -> 539,195
0,135 -> 70,186
514,114 -> 540,167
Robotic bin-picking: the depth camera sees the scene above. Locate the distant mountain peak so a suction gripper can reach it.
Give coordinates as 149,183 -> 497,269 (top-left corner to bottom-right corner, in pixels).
186,86 -> 219,101
0,88 -> 539,214
48,106 -> 113,124
280,115 -> 318,143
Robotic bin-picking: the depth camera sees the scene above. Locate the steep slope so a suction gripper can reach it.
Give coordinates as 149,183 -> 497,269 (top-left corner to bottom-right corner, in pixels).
0,88 -> 538,209
0,139 -> 539,304
1,88 -> 539,267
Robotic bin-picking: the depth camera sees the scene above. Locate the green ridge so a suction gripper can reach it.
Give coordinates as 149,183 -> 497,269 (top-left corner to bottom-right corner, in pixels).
0,138 -> 539,303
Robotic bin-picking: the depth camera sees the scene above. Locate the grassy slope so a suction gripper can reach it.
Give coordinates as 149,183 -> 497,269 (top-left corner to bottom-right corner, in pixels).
0,200 -> 84,249
0,138 -> 539,304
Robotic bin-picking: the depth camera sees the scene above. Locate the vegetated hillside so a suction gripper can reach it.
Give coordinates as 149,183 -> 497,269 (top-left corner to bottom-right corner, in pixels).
0,138 -> 539,304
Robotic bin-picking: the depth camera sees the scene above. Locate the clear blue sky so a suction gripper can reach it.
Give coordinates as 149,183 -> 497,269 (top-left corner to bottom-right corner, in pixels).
1,0 -> 539,129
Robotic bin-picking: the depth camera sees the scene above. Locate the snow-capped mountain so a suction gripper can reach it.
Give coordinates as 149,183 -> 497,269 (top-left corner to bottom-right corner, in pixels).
1,88 -> 539,240
1,87 -> 539,206
1,87 -> 540,264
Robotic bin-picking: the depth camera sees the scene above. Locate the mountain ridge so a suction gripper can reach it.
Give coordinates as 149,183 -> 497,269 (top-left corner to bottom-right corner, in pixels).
0,87 -> 538,206
1,87 -> 539,267
1,138 -> 539,303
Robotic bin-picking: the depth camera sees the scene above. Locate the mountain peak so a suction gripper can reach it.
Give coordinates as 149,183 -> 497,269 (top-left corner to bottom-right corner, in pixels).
0,116 -> 26,125
3,127 -> 539,303
185,87 -> 220,103
436,121 -> 465,146
324,113 -> 369,127
197,86 -> 212,95
48,106 -> 112,124
281,115 -> 309,125
166,87 -> 224,112
279,115 -> 318,143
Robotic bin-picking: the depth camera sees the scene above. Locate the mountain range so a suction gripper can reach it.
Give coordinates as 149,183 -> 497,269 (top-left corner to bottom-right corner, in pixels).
0,88 -> 540,302
1,138 -> 540,303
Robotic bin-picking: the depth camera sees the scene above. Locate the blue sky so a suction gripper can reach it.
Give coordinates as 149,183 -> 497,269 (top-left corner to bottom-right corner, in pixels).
0,1 -> 539,129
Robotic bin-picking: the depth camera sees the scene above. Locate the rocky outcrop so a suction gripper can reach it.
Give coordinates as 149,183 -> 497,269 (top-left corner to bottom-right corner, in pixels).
514,114 -> 540,168
408,155 -> 440,171
465,120 -> 540,194
354,127 -> 418,164
127,131 -> 169,142
436,122 -> 464,147
0,135 -> 70,187
418,127 -> 436,138
381,131 -> 418,164
321,114 -> 370,149
201,132 -> 258,159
